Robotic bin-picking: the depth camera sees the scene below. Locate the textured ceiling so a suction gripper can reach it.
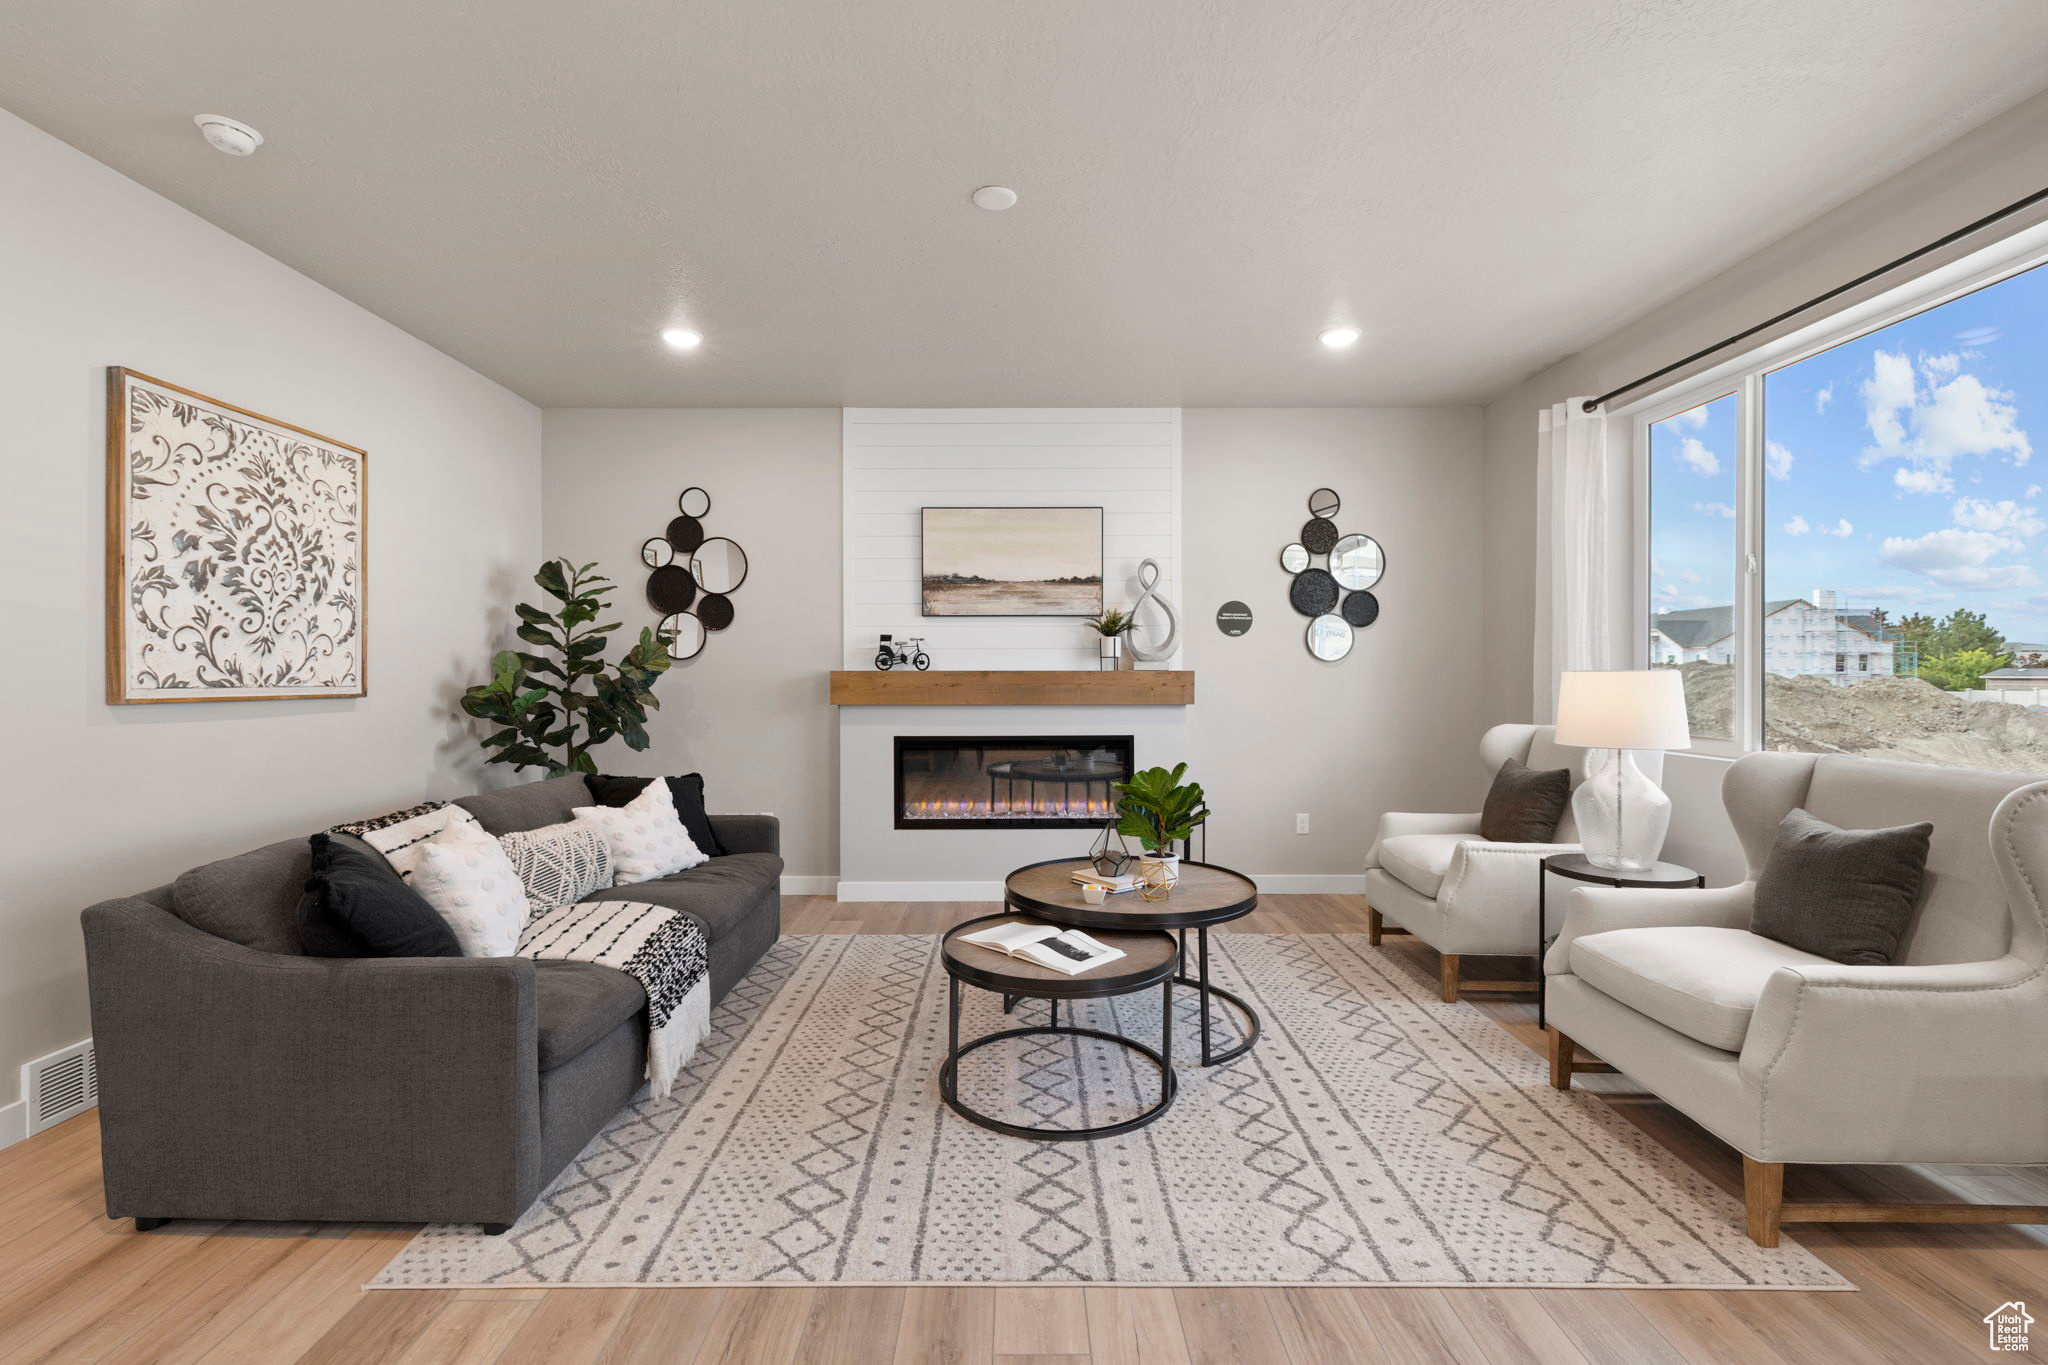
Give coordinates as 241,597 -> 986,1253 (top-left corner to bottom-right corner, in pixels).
5,1 -> 2048,407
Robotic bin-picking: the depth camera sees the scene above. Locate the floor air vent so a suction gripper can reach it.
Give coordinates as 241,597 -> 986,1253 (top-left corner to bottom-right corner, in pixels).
25,1039 -> 96,1136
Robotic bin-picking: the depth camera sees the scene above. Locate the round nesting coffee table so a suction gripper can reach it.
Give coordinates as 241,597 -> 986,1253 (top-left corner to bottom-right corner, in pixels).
1004,858 -> 1261,1067
939,912 -> 1180,1140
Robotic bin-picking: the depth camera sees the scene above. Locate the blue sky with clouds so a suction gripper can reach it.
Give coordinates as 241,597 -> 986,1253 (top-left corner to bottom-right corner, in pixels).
1651,260 -> 2047,646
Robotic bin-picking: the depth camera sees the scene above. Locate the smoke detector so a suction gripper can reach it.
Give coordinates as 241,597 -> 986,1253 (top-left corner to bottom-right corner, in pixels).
194,115 -> 264,156
971,185 -> 1018,211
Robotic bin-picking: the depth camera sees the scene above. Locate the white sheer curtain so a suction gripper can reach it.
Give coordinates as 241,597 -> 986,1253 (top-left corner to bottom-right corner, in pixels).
1533,399 -> 1627,721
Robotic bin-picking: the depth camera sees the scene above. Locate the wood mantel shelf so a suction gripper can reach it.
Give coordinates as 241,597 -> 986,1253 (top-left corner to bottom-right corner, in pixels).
829,669 -> 1194,706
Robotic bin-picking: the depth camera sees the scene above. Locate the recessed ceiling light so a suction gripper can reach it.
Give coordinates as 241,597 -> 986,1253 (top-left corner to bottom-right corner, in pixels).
1319,326 -> 1362,349
971,186 -> 1019,211
194,114 -> 263,157
660,328 -> 703,351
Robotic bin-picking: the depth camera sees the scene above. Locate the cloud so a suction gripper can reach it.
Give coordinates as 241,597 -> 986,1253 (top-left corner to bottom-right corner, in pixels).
2030,485 -> 2043,499
1879,526 -> 2038,589
1951,496 -> 2046,538
1694,501 -> 1736,518
1822,518 -> 1854,538
1815,384 -> 1833,415
1676,437 -> 1720,476
1860,349 -> 2032,489
1955,326 -> 2003,346
1669,405 -> 1709,428
1679,569 -> 1703,585
1766,440 -> 1794,480
1782,515 -> 1810,535
1844,584 -> 1955,606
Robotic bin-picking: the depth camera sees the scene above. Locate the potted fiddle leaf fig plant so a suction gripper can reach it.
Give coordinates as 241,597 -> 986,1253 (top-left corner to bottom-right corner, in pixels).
461,558 -> 673,775
1113,762 -> 1209,892
1086,607 -> 1135,671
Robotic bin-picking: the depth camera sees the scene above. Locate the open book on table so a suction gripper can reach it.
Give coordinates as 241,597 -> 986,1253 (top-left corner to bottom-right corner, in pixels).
957,921 -> 1126,976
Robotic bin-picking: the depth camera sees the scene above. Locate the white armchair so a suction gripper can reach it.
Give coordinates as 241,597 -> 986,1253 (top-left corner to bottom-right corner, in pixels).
1364,724 -> 1661,1001
1546,750 -> 2048,1245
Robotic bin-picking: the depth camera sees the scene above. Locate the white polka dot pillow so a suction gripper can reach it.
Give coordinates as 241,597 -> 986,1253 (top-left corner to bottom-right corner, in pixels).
409,808 -> 531,957
573,778 -> 706,886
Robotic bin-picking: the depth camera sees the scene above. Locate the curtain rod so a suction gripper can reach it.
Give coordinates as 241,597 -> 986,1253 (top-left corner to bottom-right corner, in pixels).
1581,185 -> 2048,414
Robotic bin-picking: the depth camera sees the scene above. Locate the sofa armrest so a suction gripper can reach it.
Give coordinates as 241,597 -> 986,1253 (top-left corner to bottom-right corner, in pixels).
82,896 -> 541,1225
1437,840 -> 1583,920
1736,955 -> 2048,1163
710,813 -> 779,857
1366,812 -> 1481,869
1544,882 -> 1754,974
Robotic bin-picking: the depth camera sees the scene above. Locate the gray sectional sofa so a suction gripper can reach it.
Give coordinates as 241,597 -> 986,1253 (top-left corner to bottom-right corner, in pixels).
80,774 -> 781,1233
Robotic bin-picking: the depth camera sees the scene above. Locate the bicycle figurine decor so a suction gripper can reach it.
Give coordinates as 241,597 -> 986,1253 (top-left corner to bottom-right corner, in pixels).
874,635 -> 931,671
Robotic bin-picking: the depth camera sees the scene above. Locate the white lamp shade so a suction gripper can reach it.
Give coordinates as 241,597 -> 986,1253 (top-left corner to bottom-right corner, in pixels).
1553,670 -> 1692,751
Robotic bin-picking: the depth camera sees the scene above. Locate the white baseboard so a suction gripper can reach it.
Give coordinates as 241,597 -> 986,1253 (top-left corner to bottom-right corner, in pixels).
780,875 -> 839,896
0,1099 -> 24,1152
833,874 -> 1366,902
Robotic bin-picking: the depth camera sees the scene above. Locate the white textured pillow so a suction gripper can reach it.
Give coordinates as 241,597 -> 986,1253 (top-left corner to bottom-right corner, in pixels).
573,780 -> 706,885
498,818 -> 613,912
410,809 -> 530,957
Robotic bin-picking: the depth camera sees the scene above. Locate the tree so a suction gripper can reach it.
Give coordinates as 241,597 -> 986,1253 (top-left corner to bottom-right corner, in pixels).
461,559 -> 673,774
1894,612 -> 1938,655
1916,648 -> 2005,693
1930,608 -> 2005,658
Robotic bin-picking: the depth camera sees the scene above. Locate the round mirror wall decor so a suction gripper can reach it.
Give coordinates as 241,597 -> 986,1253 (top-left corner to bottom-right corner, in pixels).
647,564 -> 697,614
691,538 -> 749,595
666,515 -> 705,555
1279,543 -> 1310,573
1306,613 -> 1354,661
1329,533 -> 1385,590
1341,590 -> 1379,628
695,593 -> 735,631
1301,517 -> 1339,556
641,487 -> 747,659
659,612 -> 707,661
1308,487 -> 1341,519
1288,567 -> 1339,617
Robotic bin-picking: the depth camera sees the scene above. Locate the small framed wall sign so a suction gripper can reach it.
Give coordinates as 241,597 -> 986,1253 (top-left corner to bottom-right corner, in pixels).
106,368 -> 367,704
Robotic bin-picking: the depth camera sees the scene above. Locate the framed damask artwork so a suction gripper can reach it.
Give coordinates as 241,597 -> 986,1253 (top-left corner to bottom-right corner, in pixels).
105,368 -> 367,704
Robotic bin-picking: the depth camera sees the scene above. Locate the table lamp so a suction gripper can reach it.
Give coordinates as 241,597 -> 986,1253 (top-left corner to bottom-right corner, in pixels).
1552,670 -> 1693,872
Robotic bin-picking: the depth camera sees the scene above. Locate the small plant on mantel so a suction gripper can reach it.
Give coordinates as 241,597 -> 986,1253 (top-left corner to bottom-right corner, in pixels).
1113,763 -> 1210,855
1084,608 -> 1135,638
461,558 -> 672,775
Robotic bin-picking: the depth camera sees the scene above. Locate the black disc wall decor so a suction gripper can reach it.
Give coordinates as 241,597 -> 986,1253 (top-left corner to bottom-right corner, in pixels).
647,564 -> 698,614
695,593 -> 735,631
642,486 -> 747,661
1342,590 -> 1380,628
1301,517 -> 1339,556
1289,567 -> 1339,616
1216,600 -> 1253,636
666,515 -> 705,554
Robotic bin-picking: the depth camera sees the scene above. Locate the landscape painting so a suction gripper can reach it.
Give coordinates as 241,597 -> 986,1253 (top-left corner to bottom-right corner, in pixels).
921,506 -> 1103,616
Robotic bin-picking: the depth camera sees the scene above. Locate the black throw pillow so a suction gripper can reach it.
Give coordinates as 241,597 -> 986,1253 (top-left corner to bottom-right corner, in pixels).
585,772 -> 726,859
1750,808 -> 1932,966
1479,757 -> 1573,843
300,833 -> 463,959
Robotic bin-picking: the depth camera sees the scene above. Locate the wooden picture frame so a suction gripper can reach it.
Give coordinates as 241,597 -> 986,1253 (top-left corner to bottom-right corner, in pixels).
106,368 -> 368,704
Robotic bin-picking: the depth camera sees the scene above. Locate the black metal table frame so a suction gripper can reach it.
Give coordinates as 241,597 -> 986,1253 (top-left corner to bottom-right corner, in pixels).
940,915 -> 1178,1141
1537,855 -> 1703,1029
1002,857 -> 1259,1068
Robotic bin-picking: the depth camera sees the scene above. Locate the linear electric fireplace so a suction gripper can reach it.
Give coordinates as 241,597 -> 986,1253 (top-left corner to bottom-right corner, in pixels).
894,735 -> 1135,829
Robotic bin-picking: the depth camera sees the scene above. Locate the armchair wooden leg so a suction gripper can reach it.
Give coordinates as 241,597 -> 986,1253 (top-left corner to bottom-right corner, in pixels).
1367,906 -> 1383,946
1547,1026 -> 1572,1090
1439,953 -> 1460,1003
1744,1157 -> 1784,1248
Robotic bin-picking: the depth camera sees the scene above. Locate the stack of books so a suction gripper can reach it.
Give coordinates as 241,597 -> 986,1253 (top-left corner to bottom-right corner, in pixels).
1072,869 -> 1138,895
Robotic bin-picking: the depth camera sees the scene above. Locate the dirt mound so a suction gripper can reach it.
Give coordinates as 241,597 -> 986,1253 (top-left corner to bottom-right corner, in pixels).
1673,663 -> 2048,775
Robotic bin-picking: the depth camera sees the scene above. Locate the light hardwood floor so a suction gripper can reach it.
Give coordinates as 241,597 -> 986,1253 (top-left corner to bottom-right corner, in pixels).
5,893 -> 2045,1364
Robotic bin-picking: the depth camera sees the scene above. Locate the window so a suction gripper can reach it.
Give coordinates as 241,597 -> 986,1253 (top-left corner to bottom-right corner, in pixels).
1639,244 -> 2048,772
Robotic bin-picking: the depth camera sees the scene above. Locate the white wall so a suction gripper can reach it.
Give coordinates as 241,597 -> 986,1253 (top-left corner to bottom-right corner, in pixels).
1480,87 -> 2048,883
0,110 -> 541,1124
1184,408 -> 1488,883
541,409 -> 843,884
842,408 -> 1181,670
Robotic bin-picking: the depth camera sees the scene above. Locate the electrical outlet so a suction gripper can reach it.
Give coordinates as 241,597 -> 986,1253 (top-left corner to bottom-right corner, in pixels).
1295,813 -> 1311,835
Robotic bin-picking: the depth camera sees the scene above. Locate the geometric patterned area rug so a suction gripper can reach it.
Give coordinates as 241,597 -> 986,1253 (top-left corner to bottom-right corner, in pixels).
372,934 -> 1848,1290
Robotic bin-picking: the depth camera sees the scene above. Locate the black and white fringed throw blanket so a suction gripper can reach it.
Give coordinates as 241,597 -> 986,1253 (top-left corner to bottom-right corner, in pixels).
518,900 -> 710,1097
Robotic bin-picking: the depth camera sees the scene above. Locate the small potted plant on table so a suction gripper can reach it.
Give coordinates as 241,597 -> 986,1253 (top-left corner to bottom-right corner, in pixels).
1085,608 -> 1135,671
1113,763 -> 1210,896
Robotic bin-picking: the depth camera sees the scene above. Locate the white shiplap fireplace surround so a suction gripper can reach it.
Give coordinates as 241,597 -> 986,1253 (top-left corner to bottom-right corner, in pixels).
836,408 -> 1188,900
